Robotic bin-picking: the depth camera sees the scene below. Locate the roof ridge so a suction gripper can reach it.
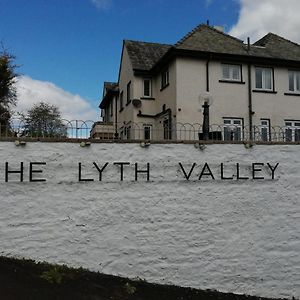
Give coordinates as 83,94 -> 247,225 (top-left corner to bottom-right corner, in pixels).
124,39 -> 172,47
175,23 -> 243,47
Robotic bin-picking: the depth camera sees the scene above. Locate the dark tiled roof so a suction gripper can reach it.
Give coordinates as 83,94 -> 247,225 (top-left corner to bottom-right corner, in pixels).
123,24 -> 300,72
124,40 -> 171,71
103,81 -> 118,92
252,33 -> 300,61
100,81 -> 118,109
175,24 -> 248,55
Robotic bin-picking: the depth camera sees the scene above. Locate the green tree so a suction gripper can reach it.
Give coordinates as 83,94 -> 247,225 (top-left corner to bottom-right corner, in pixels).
23,102 -> 67,137
0,48 -> 18,128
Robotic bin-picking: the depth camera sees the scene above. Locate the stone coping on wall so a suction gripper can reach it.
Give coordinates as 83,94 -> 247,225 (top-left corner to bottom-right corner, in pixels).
0,137 -> 299,145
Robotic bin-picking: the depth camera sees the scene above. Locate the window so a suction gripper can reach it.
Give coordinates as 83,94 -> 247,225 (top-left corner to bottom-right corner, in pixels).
161,69 -> 169,89
288,71 -> 300,93
163,119 -> 171,140
143,124 -> 152,140
255,67 -> 273,90
222,64 -> 241,81
127,81 -> 131,104
143,78 -> 152,97
125,126 -> 131,140
260,119 -> 270,141
285,120 -> 300,142
223,118 -> 243,141
110,100 -> 113,117
119,91 -> 124,111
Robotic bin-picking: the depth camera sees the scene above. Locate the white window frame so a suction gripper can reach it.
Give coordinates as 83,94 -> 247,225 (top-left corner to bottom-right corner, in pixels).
255,67 -> 273,91
223,118 -> 243,141
221,64 -> 241,81
143,78 -> 152,97
260,119 -> 270,141
285,120 -> 300,142
288,70 -> 300,93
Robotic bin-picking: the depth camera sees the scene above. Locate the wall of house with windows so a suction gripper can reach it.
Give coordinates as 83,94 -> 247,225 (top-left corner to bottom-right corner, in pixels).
251,66 -> 300,129
117,47 -> 136,139
129,60 -> 177,140
175,58 -> 250,127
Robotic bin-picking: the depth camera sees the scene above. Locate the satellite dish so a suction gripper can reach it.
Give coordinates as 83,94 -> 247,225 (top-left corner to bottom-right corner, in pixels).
132,99 -> 142,108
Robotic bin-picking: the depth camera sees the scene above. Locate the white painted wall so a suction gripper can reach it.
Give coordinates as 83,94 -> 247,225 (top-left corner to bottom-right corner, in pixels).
1,142 -> 298,299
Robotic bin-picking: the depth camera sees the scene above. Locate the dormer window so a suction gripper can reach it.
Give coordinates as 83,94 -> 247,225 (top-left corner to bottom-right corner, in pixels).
222,64 -> 241,81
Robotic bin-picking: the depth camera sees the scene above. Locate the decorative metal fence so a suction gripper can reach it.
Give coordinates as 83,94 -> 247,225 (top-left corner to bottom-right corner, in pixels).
0,117 -> 299,143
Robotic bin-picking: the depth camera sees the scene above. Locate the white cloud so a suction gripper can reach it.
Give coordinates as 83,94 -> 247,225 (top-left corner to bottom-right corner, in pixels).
90,0 -> 112,10
229,0 -> 300,43
15,76 -> 98,121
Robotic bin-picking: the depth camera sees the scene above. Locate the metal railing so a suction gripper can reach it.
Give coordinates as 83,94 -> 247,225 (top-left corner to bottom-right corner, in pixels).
0,117 -> 299,143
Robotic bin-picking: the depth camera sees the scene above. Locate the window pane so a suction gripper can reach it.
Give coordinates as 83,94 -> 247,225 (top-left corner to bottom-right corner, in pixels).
222,65 -> 230,79
296,73 -> 300,91
261,127 -> 268,141
232,66 -> 240,80
234,120 -> 241,125
295,129 -> 300,142
144,79 -> 150,96
224,127 -> 231,141
256,68 -> 263,89
289,71 -> 294,91
285,128 -> 292,142
144,126 -> 151,140
264,69 -> 272,89
224,119 -> 231,124
235,127 -> 242,141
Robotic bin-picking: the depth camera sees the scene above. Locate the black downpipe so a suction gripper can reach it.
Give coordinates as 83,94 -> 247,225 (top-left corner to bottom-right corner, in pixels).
248,63 -> 253,141
114,96 -> 118,138
206,59 -> 210,92
247,37 -> 253,141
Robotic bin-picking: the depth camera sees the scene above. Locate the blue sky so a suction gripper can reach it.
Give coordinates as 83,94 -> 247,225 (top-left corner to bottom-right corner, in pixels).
1,0 -> 299,120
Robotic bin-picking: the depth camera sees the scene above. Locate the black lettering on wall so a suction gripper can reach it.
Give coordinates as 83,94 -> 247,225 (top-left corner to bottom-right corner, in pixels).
199,163 -> 215,180
236,163 -> 249,180
113,162 -> 130,181
5,162 -> 24,182
78,163 -> 94,182
135,163 -> 150,181
267,163 -> 279,179
179,163 -> 196,180
252,163 -> 264,180
93,162 -> 109,181
220,163 -> 233,180
29,162 -> 46,182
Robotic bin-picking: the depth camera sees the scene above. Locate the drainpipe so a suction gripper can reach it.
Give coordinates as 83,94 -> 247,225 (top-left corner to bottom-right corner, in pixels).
114,95 -> 118,139
206,59 -> 210,92
247,37 -> 253,141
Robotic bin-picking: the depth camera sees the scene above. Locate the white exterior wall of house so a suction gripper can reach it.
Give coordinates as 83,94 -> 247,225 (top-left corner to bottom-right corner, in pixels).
130,61 -> 177,139
209,61 -> 249,125
106,47 -> 300,141
251,66 -> 300,128
175,57 -> 205,125
118,47 -> 135,127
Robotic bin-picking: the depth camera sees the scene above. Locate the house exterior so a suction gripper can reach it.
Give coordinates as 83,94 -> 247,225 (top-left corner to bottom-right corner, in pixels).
91,24 -> 300,142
